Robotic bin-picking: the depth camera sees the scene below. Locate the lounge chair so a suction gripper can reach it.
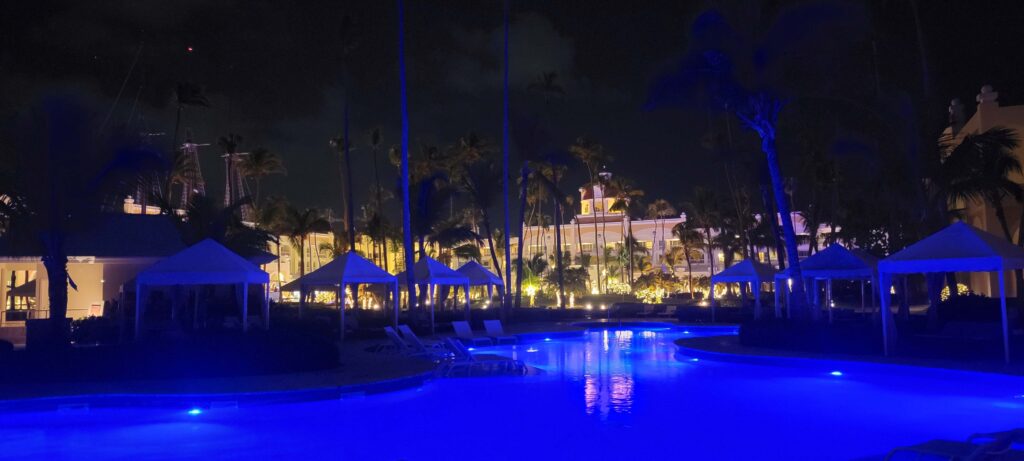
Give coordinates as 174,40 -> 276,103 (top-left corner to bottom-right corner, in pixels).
440,337 -> 524,377
398,324 -> 445,352
382,326 -> 430,357
885,429 -> 1024,460
657,305 -> 678,318
451,321 -> 493,346
483,320 -> 517,344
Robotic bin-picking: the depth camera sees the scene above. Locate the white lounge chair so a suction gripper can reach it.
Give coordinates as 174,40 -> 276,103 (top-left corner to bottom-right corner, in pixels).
483,320 -> 517,344
440,337 -> 524,377
398,324 -> 445,352
451,321 -> 493,346
383,326 -> 426,357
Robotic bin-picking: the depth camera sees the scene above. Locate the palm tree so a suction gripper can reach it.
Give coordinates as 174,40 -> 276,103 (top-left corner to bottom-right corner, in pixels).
279,206 -> 331,316
0,100 -> 167,344
943,127 -> 1022,242
608,176 -> 644,285
687,187 -> 720,278
396,0 -> 417,312
329,134 -> 356,252
460,160 -> 505,286
672,221 -> 703,297
237,147 -> 285,212
569,137 -> 611,292
501,0 -> 513,315
527,71 -> 566,105
171,83 -> 210,155
646,199 -> 677,267
532,159 -> 571,309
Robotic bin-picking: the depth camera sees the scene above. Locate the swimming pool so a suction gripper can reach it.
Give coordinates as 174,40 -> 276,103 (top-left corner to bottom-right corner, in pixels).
1,326 -> 1022,460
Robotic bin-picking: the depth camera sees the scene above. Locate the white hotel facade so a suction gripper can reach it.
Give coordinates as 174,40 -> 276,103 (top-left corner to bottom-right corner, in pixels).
510,171 -> 827,291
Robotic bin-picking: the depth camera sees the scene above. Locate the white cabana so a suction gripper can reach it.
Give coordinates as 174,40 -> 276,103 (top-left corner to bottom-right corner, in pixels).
135,239 -> 270,337
295,250 -> 399,340
878,222 -> 1024,363
397,256 -> 471,335
801,243 -> 879,323
457,260 -> 503,301
710,260 -> 776,321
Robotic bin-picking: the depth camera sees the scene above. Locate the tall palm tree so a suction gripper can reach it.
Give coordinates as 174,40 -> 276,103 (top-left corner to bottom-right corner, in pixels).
672,221 -> 703,297
329,134 -> 356,252
532,159 -> 571,308
501,0 -> 513,316
1,99 -> 167,344
646,199 -> 676,267
237,147 -> 285,212
527,71 -> 566,105
460,160 -> 505,286
280,206 -> 331,317
569,137 -> 611,292
687,187 -> 720,278
171,83 -> 210,155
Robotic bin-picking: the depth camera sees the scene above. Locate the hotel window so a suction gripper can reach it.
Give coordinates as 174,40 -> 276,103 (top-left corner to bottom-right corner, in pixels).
529,245 -> 545,256
581,200 -> 591,215
581,243 -> 593,254
641,240 -> 653,249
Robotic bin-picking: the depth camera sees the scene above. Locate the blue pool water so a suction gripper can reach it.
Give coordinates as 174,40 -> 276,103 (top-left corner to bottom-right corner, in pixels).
1,327 -> 1023,460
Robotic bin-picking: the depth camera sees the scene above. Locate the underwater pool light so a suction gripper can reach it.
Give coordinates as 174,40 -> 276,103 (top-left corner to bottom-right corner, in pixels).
187,408 -> 203,416
527,347 -> 539,353
544,337 -> 552,342
830,371 -> 843,377
689,358 -> 699,362
683,330 -> 690,334
467,347 -> 476,351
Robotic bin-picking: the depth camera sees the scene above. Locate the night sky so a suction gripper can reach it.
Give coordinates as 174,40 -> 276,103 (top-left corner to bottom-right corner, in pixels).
5,0 -> 1024,219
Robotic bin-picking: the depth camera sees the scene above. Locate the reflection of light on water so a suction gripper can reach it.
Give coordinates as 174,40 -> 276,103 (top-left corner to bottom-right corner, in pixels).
526,347 -> 538,353
639,330 -> 657,340
610,374 -> 634,413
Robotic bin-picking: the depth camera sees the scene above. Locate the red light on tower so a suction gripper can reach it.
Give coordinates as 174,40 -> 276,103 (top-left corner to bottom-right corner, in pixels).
187,46 -> 194,53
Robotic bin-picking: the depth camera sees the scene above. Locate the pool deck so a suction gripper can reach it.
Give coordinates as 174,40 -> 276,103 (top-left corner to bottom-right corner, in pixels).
0,321 -> 596,406
675,334 -> 1024,376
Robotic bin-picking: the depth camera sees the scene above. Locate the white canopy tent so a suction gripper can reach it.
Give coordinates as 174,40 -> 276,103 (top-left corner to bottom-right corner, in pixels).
710,260 -> 776,321
397,256 -> 471,335
294,250 -> 399,340
135,239 -> 270,337
801,243 -> 879,323
457,260 -> 503,301
878,222 -> 1024,363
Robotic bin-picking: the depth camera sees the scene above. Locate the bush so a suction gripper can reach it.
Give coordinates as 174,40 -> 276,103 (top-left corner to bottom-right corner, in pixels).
71,316 -> 119,345
739,319 -> 881,355
936,294 -> 1005,323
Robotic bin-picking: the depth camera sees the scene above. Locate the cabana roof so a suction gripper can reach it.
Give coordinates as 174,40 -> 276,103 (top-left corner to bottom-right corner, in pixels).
801,243 -> 878,279
457,260 -> 503,286
136,239 -> 269,286
711,260 -> 776,284
284,251 -> 395,291
879,222 -> 1024,274
397,256 -> 470,286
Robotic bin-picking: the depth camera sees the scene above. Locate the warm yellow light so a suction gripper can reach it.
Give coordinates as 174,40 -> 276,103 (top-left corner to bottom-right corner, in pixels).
940,283 -> 970,301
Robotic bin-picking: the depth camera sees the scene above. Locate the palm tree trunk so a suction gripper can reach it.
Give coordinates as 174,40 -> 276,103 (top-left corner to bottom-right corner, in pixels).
41,233 -> 69,345
761,136 -> 807,314
501,0 -> 513,315
684,250 -> 694,297
553,197 -> 566,309
298,236 -> 307,318
397,0 -> 417,315
514,165 -> 530,309
482,213 -> 502,278
344,104 -> 356,252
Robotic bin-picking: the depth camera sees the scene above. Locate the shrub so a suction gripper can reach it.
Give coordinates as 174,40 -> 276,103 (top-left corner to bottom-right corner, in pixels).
936,294 -> 1005,323
71,316 -> 119,345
